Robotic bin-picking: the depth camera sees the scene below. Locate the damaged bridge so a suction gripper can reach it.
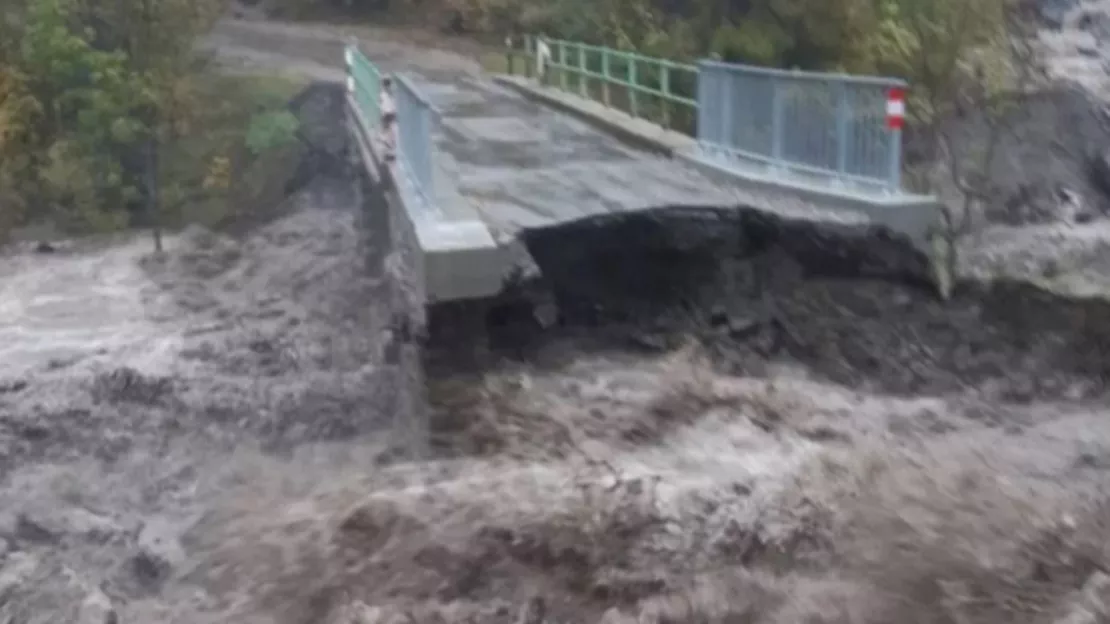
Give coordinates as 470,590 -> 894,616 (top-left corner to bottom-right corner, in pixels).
343,39 -> 942,306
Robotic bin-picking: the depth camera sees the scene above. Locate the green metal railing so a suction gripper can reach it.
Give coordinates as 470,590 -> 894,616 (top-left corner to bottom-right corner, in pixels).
345,43 -> 381,129
506,37 -> 698,135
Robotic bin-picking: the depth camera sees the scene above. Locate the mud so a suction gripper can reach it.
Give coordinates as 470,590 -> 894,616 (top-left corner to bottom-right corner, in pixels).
428,207 -> 1108,404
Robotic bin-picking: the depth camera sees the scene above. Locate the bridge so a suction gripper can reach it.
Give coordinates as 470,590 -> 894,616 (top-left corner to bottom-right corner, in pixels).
343,37 -> 941,305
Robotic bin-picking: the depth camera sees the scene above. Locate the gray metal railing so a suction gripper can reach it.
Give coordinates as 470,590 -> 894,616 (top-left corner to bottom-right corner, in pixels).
696,60 -> 905,192
393,74 -> 437,207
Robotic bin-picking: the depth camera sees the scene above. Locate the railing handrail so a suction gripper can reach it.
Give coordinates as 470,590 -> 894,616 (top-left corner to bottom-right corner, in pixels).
393,73 -> 441,114
543,38 -> 698,73
696,60 -> 904,191
697,59 -> 907,88
506,34 -> 907,192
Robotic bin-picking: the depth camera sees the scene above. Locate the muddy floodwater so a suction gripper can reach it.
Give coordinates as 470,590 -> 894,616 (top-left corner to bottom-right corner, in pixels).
3,13 -> 1110,623
2,174 -> 1110,624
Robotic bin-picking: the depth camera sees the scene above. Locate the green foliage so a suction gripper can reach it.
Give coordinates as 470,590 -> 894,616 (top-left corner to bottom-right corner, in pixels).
245,110 -> 300,155
710,21 -> 790,67
6,0 -> 147,227
866,0 -> 1014,123
0,0 -> 302,243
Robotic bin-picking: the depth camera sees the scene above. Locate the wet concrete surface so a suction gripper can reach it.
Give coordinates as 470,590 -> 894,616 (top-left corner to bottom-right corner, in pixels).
408,75 -> 741,236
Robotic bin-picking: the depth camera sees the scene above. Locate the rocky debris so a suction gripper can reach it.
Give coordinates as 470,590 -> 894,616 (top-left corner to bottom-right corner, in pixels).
1055,571 -> 1110,624
90,367 -> 174,406
0,553 -> 120,624
930,86 -> 1110,228
76,589 -> 118,624
1039,0 -> 1081,28
132,519 -> 186,589
0,379 -> 27,394
1089,147 -> 1110,198
0,552 -> 37,601
15,507 -> 124,545
1077,9 -> 1110,39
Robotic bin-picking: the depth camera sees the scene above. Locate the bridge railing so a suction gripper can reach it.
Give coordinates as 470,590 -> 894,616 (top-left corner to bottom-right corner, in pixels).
345,43 -> 381,128
509,37 -> 698,134
393,74 -> 438,207
696,60 -> 904,192
505,37 -> 908,192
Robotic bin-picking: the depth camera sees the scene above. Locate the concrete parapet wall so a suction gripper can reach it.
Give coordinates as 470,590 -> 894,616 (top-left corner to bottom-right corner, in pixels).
348,93 -> 508,304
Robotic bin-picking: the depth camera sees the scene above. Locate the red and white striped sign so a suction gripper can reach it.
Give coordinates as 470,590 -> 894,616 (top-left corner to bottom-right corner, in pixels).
886,87 -> 905,130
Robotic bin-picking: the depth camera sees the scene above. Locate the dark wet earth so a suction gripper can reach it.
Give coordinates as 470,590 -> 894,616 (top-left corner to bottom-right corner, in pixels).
427,207 -> 1110,406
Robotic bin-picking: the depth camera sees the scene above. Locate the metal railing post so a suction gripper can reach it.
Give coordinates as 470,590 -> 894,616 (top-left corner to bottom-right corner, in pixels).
602,50 -> 611,106
660,65 -> 671,129
721,69 -> 733,153
578,45 -> 587,97
628,58 -> 639,118
888,126 -> 902,191
770,77 -> 785,169
559,43 -> 568,91
695,61 -> 710,145
835,81 -> 849,179
525,35 -> 533,79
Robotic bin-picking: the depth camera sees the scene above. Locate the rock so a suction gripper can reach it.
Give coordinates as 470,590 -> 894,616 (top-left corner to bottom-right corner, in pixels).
16,507 -> 122,543
627,331 -> 669,352
1054,571 -> 1110,624
0,379 -> 27,394
76,589 -> 118,624
1088,148 -> 1110,198
1038,0 -> 1080,28
1078,44 -> 1101,58
1055,186 -> 1092,224
329,602 -> 412,624
0,552 -> 39,602
34,241 -> 56,254
514,597 -> 546,624
727,317 -> 760,340
1078,10 -> 1110,39
598,607 -> 638,624
0,512 -> 16,538
132,519 -> 185,587
532,299 -> 559,329
708,306 -> 730,327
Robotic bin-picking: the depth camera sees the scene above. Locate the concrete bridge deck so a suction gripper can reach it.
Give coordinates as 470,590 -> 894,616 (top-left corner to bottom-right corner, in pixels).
410,75 -> 742,236
350,66 -> 940,304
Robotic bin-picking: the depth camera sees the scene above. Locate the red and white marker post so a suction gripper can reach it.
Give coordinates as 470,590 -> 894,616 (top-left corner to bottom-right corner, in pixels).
886,87 -> 906,130
885,86 -> 906,189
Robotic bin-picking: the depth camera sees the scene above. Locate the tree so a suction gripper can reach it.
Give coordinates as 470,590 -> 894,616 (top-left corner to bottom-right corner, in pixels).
872,0 -> 1041,296
13,0 -> 145,232
106,0 -> 225,252
1,0 -> 301,247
